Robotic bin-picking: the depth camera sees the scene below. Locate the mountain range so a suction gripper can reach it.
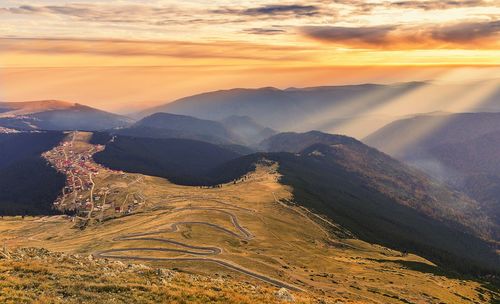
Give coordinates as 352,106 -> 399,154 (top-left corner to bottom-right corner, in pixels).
111,112 -> 274,147
136,83 -> 420,137
365,112 -> 500,159
136,80 -> 500,138
1,94 -> 500,277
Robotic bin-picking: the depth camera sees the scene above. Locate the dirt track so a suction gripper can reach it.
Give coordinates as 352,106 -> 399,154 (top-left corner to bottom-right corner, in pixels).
95,205 -> 301,291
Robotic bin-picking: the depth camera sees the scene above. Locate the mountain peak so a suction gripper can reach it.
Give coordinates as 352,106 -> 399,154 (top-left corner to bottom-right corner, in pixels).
0,100 -> 76,116
0,100 -> 132,131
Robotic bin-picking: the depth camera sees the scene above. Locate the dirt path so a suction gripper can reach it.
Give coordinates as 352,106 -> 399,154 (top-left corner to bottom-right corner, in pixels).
95,206 -> 301,291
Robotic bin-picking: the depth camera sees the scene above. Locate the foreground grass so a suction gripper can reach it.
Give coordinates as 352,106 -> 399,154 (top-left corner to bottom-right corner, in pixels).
0,248 -> 315,304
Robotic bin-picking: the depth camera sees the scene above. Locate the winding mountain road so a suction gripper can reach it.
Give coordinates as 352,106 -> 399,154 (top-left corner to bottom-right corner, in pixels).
95,205 -> 301,291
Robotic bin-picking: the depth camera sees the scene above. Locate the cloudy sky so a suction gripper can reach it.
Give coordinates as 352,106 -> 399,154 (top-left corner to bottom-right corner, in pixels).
0,0 -> 498,111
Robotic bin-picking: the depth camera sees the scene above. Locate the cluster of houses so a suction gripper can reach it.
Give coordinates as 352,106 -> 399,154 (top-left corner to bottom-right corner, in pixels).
44,141 -> 103,209
42,134 -> 147,222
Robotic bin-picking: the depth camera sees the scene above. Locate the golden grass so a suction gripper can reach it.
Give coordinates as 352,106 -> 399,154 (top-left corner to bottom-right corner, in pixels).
0,248 -> 315,304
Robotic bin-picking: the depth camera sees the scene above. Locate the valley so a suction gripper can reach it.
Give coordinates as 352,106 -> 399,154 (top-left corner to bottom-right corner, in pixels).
0,131 -> 498,303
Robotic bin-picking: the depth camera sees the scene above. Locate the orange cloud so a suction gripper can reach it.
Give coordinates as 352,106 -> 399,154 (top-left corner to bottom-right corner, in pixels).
301,20 -> 500,50
0,38 -> 314,62
387,0 -> 492,10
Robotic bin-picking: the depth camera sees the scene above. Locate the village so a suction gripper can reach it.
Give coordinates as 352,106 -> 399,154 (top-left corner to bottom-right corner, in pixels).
42,132 -> 146,224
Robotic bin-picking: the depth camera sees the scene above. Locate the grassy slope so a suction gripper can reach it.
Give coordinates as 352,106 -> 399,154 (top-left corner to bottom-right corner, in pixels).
0,248 -> 313,304
272,151 -> 499,274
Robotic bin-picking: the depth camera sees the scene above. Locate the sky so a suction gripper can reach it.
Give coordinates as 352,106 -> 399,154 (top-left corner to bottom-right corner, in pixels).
0,0 -> 499,112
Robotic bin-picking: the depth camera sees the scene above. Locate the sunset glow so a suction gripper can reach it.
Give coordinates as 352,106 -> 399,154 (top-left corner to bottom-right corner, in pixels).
1,0 -> 499,111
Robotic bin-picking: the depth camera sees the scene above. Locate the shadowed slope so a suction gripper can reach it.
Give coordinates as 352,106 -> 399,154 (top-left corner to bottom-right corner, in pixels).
93,135 -> 243,185
0,132 -> 65,215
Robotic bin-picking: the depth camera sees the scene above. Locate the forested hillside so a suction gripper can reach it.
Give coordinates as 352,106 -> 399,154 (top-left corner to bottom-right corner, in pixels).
0,132 -> 65,215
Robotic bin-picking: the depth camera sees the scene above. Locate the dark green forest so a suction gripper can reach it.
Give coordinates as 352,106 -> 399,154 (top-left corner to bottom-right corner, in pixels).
0,132 -> 65,215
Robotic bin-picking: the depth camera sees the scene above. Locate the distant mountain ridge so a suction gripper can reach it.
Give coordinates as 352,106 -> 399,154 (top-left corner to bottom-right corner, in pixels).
365,112 -> 500,158
115,112 -> 238,144
0,100 -> 132,131
136,83 -> 424,136
0,100 -> 76,117
136,81 -> 500,139
113,112 -> 276,146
